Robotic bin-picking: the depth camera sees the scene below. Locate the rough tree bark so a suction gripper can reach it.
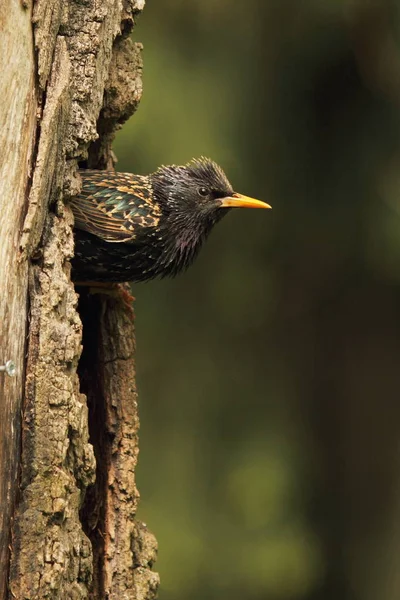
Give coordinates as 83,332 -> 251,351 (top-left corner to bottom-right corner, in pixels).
0,1 -> 158,598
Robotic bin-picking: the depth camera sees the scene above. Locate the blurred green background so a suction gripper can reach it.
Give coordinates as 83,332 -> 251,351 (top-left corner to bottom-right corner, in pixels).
114,1 -> 400,599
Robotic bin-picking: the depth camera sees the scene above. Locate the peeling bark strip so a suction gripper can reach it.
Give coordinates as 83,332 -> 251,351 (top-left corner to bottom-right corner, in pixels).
79,293 -> 159,599
2,0 -> 158,597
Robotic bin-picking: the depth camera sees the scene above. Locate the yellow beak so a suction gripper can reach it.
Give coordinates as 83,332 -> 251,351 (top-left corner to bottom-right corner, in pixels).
220,192 -> 271,210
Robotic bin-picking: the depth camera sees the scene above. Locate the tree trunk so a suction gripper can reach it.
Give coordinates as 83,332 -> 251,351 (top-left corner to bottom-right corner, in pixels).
0,1 -> 158,598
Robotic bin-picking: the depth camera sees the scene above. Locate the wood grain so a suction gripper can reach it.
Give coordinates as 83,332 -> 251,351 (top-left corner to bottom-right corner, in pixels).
0,3 -> 36,597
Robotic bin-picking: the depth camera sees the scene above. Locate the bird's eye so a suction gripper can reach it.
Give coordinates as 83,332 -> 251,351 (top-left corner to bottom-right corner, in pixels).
198,187 -> 209,197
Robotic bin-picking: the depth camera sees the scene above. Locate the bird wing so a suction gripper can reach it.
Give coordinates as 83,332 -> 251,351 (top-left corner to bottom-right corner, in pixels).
70,170 -> 162,243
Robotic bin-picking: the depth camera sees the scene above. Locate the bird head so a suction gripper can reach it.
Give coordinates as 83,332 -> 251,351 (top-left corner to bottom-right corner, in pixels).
149,157 -> 271,276
151,157 -> 271,232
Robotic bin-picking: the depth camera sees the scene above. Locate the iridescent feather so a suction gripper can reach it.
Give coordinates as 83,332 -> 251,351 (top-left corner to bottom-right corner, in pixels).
70,171 -> 161,243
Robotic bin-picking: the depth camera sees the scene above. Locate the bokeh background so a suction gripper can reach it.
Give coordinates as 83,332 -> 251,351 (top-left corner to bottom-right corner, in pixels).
114,2 -> 400,599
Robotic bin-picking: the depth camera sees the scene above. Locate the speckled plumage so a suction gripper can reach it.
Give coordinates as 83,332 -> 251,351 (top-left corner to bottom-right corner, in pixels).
71,158 -> 270,283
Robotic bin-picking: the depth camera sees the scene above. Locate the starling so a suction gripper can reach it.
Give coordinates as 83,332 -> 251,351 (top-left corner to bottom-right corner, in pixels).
70,157 -> 271,283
